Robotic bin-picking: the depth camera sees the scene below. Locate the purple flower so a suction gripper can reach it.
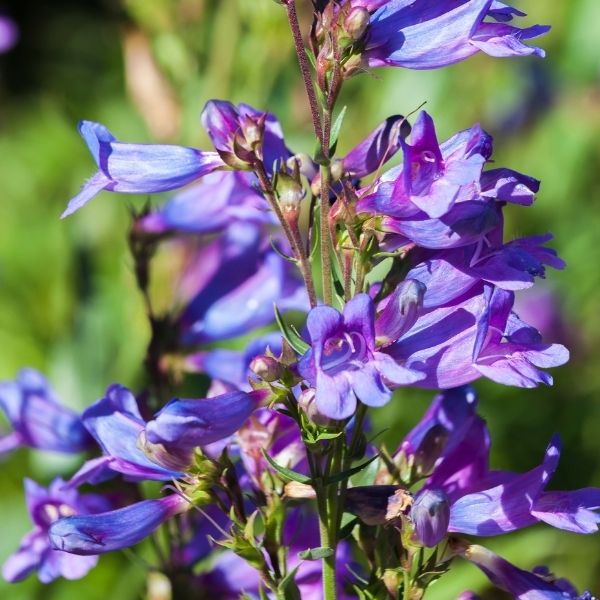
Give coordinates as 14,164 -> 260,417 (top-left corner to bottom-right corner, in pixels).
144,389 -> 268,458
298,293 -> 424,420
386,284 -> 569,389
458,544 -> 595,600
356,113 -> 540,250
363,0 -> 549,70
0,368 -> 91,455
405,232 -> 565,309
0,15 -> 18,53
74,384 -> 183,483
49,494 -> 188,555
62,121 -> 224,217
136,171 -> 272,235
2,478 -> 108,583
411,488 -> 450,547
171,224 -> 308,344
201,100 -> 291,172
449,434 -> 600,536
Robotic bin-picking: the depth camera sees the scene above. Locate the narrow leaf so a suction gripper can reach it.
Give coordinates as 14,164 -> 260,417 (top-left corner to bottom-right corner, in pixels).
325,454 -> 380,486
298,546 -> 334,560
274,304 -> 309,355
262,449 -> 312,484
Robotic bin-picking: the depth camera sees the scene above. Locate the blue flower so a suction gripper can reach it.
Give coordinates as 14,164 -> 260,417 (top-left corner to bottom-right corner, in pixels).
49,495 -> 188,555
0,369 -> 91,455
62,121 -> 225,217
363,0 -> 549,70
2,478 -> 108,583
299,293 -> 424,419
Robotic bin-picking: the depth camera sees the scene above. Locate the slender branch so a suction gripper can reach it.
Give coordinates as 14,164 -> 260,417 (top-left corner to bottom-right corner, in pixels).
254,161 -> 318,307
285,0 -> 323,147
319,163 -> 333,305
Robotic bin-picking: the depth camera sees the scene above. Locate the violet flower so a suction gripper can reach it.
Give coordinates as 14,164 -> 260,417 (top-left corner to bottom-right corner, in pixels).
458,544 -> 596,600
0,368 -> 91,455
3,478 -> 108,583
49,495 -> 188,555
173,224 -> 308,344
386,284 -> 568,389
0,15 -> 18,53
406,232 -> 565,309
357,113 -> 540,250
73,384 -> 183,484
362,0 -> 549,70
298,293 -> 425,420
62,121 -> 224,217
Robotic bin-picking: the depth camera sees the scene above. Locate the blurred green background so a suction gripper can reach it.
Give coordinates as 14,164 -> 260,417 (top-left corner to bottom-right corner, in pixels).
1,0 -> 599,598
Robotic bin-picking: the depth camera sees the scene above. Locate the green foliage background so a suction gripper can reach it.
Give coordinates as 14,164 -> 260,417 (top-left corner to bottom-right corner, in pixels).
0,1 -> 599,598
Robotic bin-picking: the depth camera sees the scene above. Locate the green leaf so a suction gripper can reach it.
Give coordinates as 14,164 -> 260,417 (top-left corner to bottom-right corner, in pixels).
329,105 -> 347,155
325,454 -> 380,485
262,449 -> 312,484
274,305 -> 309,355
298,546 -> 334,560
278,565 -> 301,600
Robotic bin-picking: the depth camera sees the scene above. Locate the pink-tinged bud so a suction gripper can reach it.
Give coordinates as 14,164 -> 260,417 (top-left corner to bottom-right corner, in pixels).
345,7 -> 370,41
284,481 -> 317,499
249,355 -> 283,383
298,388 -> 333,427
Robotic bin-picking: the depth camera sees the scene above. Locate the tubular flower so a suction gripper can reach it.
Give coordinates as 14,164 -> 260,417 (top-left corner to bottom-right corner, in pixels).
2,478 -> 109,583
49,495 -> 189,555
458,544 -> 596,600
0,369 -> 91,455
299,293 -> 424,420
62,121 -> 224,217
360,0 -> 549,70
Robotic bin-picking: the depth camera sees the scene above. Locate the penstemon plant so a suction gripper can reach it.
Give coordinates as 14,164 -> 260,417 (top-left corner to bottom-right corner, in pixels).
1,1 -> 598,599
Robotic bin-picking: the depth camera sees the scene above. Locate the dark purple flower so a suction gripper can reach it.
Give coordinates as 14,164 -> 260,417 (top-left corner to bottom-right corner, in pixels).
363,1 -> 549,70
62,121 -> 224,217
2,478 -> 108,583
49,495 -> 188,555
458,544 -> 595,600
0,369 -> 91,455
299,293 -> 424,419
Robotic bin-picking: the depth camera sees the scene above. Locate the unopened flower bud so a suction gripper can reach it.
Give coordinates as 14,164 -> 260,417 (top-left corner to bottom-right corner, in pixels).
330,158 -> 344,182
411,489 -> 450,547
342,53 -> 367,78
345,7 -> 370,41
382,569 -> 401,599
249,355 -> 283,383
277,173 -> 305,216
298,388 -> 333,427
284,481 -> 317,499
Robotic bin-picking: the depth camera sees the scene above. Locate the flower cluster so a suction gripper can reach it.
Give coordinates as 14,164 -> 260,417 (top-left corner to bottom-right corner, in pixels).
3,1 -> 598,599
